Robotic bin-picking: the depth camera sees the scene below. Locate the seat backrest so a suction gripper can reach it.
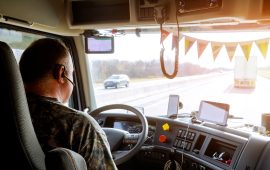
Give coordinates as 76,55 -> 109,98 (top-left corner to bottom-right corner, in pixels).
0,41 -> 87,170
0,41 -> 46,169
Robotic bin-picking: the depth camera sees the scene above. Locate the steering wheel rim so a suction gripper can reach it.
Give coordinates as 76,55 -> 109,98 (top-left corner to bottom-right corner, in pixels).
89,104 -> 148,165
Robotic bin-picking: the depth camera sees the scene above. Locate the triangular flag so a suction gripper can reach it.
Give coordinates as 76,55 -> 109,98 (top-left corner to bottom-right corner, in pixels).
197,41 -> 208,58
172,35 -> 179,50
225,45 -> 237,61
211,43 -> 222,60
256,40 -> 269,58
161,29 -> 170,42
185,37 -> 195,55
240,43 -> 252,61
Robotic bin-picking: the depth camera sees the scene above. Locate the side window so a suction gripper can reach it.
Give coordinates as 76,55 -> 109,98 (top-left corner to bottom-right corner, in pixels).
0,28 -> 44,62
0,27 -> 76,107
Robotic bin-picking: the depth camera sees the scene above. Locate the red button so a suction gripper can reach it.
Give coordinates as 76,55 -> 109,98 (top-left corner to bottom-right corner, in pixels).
159,135 -> 167,143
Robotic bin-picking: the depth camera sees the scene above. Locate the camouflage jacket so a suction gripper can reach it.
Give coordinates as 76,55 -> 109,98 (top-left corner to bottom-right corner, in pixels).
26,93 -> 117,170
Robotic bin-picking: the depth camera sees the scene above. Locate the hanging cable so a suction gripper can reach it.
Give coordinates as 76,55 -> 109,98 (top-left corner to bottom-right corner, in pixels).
155,2 -> 180,79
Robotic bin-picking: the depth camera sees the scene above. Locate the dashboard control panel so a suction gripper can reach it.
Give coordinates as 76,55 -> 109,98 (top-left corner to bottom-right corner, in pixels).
97,115 -> 253,170
173,129 -> 196,151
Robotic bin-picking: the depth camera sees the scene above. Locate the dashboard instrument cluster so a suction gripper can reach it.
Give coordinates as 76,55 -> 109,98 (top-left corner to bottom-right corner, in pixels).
108,119 -> 156,145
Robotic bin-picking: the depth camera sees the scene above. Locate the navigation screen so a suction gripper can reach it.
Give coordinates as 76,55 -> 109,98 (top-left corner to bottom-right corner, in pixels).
198,101 -> 230,126
85,36 -> 114,53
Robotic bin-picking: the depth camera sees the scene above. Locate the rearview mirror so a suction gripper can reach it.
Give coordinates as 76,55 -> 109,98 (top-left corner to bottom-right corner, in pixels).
85,36 -> 114,54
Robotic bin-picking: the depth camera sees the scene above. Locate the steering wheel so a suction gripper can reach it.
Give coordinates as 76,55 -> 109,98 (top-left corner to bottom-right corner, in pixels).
89,104 -> 148,165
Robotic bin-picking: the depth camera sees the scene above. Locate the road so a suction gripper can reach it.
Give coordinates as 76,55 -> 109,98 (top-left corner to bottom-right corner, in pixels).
94,72 -> 270,125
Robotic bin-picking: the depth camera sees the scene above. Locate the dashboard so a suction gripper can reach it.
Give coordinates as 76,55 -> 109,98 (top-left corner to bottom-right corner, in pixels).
95,113 -> 270,170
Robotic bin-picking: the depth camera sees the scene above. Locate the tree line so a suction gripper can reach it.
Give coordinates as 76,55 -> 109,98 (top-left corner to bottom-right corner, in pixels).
91,59 -> 228,83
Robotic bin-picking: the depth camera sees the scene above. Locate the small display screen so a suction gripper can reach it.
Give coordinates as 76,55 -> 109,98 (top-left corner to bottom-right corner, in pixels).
85,36 -> 114,53
198,101 -> 229,126
167,95 -> 179,118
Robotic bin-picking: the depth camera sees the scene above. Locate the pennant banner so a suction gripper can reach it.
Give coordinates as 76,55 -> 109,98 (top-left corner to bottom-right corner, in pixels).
185,37 -> 195,54
197,41 -> 208,58
211,43 -> 223,60
181,34 -> 270,62
172,35 -> 179,50
161,29 -> 170,42
256,40 -> 269,58
225,45 -> 237,61
240,43 -> 252,61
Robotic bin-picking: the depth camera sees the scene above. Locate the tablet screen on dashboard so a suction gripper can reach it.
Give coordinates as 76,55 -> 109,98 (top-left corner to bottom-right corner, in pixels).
198,100 -> 230,126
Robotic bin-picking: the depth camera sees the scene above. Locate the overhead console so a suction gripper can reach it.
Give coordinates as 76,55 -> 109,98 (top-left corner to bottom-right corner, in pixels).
67,0 -> 270,29
67,0 -> 172,29
70,0 -> 130,25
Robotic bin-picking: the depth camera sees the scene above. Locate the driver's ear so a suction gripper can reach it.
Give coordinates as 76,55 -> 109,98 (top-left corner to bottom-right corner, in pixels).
53,65 -> 65,84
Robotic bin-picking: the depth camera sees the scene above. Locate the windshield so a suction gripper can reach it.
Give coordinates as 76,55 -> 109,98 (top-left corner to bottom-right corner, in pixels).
87,28 -> 270,126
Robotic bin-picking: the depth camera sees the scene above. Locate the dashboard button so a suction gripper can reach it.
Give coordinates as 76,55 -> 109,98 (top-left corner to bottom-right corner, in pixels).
185,142 -> 191,151
181,130 -> 186,138
177,130 -> 183,137
174,139 -> 180,146
190,133 -> 195,140
159,135 -> 167,143
162,123 -> 170,131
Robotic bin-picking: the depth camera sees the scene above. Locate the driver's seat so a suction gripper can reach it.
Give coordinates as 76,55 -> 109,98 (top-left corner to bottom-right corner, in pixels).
0,41 -> 87,170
